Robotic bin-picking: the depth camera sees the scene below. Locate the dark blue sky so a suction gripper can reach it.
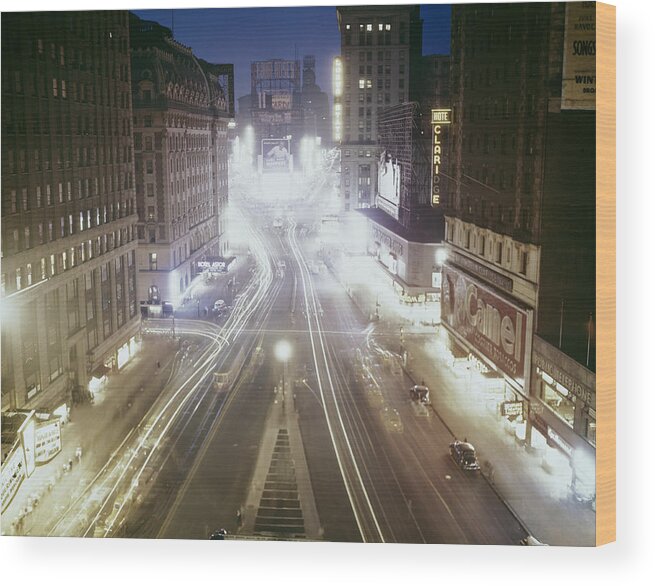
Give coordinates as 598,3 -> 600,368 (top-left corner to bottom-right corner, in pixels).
132,5 -> 451,103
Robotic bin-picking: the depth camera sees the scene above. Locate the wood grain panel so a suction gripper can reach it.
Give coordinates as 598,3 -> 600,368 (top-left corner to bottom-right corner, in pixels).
595,1 -> 616,546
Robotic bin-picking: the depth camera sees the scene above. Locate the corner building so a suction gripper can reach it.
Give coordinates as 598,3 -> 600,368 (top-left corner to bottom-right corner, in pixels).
1,11 -> 139,416
129,16 -> 234,305
335,5 -> 423,210
443,3 -> 596,498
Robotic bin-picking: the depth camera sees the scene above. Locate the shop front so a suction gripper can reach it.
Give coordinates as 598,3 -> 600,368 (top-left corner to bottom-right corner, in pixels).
441,264 -> 534,437
530,336 -> 596,501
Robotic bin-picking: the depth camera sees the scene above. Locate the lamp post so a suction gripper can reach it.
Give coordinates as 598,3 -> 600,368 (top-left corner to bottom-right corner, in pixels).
274,340 -> 293,408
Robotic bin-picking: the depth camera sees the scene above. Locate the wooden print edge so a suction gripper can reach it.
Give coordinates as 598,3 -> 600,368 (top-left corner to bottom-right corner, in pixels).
595,1 -> 616,546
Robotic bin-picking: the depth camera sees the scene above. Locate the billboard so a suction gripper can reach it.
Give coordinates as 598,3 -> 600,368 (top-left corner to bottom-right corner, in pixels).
271,93 -> 292,110
441,265 -> 532,385
561,2 -> 596,110
377,150 -> 401,219
431,109 -> 451,207
262,138 -> 291,172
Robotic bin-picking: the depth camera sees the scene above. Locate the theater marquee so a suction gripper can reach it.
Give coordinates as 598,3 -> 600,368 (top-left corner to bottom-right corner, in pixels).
431,108 -> 451,208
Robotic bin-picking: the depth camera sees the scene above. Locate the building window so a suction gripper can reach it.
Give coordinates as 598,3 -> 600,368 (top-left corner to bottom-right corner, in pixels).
496,241 -> 503,264
520,250 -> 528,275
149,253 -> 158,271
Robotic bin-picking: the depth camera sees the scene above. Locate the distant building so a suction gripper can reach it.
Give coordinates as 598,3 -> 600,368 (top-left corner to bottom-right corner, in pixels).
443,3 -> 596,497
301,55 -> 331,146
1,11 -> 139,415
334,5 -> 423,210
129,15 -> 234,306
251,58 -> 303,165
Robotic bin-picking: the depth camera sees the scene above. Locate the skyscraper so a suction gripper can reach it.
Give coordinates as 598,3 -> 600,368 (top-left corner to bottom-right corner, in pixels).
334,5 -> 423,210
129,15 -> 234,307
442,3 -> 596,497
1,11 -> 139,414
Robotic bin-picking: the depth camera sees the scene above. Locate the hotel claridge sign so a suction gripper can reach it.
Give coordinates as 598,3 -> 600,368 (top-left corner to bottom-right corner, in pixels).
1,3 -> 615,546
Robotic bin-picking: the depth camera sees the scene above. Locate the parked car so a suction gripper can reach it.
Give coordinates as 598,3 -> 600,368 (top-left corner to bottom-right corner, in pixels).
213,299 -> 226,313
520,535 -> 549,546
409,384 -> 430,405
449,440 -> 481,471
381,406 -> 404,433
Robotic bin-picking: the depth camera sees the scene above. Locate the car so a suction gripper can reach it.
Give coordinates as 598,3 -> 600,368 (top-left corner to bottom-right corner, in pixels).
449,440 -> 481,471
213,299 -> 226,312
409,384 -> 430,404
381,406 -> 404,433
520,535 -> 549,546
209,528 -> 228,540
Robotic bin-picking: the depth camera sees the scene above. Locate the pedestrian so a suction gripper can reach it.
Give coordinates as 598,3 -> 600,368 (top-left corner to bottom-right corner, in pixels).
157,361 -> 161,369
69,457 -> 73,471
236,508 -> 242,527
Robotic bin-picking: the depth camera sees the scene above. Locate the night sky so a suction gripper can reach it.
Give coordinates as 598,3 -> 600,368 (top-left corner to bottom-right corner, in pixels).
132,5 -> 451,107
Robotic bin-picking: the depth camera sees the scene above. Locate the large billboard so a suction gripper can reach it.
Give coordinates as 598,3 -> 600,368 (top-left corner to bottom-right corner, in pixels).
561,2 -> 596,110
262,138 -> 291,172
441,265 -> 532,386
377,150 -> 401,219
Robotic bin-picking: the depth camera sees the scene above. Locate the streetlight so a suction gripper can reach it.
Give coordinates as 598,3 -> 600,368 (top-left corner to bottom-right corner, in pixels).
274,340 -> 293,402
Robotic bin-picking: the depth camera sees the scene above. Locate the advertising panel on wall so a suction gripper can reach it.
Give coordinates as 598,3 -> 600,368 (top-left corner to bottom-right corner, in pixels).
34,418 -> 62,464
262,138 -> 291,172
1,446 -> 26,513
441,264 -> 533,387
376,150 -> 401,219
271,93 -> 292,110
561,1 -> 596,110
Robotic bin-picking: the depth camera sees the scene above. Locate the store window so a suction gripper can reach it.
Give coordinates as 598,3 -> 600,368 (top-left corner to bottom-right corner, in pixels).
537,368 -> 576,427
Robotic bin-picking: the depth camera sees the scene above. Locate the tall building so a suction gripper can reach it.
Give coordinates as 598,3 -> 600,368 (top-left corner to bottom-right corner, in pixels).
129,15 -> 234,306
334,5 -> 423,210
301,55 -> 330,146
442,3 -> 596,497
1,11 -> 139,416
250,58 -> 303,166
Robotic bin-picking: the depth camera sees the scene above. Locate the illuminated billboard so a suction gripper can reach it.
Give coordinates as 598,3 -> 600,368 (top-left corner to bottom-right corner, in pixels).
377,150 -> 401,219
441,265 -> 532,385
431,108 -> 451,208
262,138 -> 291,172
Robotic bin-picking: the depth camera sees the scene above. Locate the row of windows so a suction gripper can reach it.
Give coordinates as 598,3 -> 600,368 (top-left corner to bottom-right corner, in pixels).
5,67 -> 130,110
350,63 -> 405,76
4,178 -> 134,215
343,50 -> 406,62
3,230 -> 135,297
4,201 -> 134,256
4,143 -> 132,177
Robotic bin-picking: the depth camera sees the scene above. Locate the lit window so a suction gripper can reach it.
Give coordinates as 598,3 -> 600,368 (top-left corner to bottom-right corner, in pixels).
385,24 -> 391,31
378,23 -> 383,31
359,79 -> 365,89
366,24 -> 372,32
345,24 -> 351,30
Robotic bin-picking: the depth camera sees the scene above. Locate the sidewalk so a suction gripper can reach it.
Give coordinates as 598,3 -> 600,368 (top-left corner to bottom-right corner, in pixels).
332,254 -> 595,546
1,336 -> 178,536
